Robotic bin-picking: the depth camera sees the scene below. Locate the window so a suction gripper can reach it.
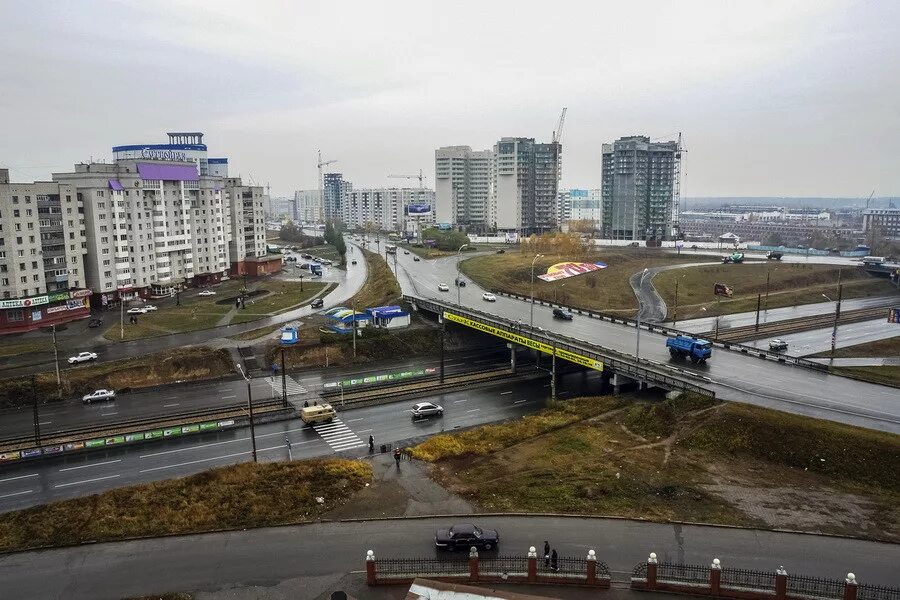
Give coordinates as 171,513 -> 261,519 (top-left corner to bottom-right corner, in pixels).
26,209 -> 32,217
97,191 -> 104,198
20,276 -> 27,283
0,278 -> 7,285
33,274 -> 39,282
104,271 -> 112,278
13,209 -> 20,218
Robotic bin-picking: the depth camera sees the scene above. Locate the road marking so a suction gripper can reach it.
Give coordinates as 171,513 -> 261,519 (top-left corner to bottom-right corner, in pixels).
38,421 -> 52,425
221,394 -> 237,399
453,399 -> 468,404
54,474 -> 120,488
163,403 -> 180,407
163,395 -> 178,400
466,409 -> 481,413
0,489 -> 33,499
100,412 -> 118,416
312,418 -> 364,453
358,428 -> 373,433
59,459 -> 122,472
0,473 -> 38,484
500,391 -> 513,395
446,362 -> 465,367
513,399 -> 528,404
346,418 -> 364,423
139,451 -> 249,473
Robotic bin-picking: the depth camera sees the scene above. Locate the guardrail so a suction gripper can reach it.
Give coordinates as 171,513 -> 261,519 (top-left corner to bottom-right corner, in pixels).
486,290 -> 833,373
405,295 -> 715,398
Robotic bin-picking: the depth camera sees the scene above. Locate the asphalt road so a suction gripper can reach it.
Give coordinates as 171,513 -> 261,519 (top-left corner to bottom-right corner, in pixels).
379,247 -> 900,434
0,367 -> 601,513
0,346 -> 512,441
3,515 -> 897,600
740,319 -> 899,357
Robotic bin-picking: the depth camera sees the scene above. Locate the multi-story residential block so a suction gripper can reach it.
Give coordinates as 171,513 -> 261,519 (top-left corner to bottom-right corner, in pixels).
294,189 -> 323,223
493,137 -> 561,234
342,188 -> 435,232
323,173 -> 351,223
222,177 -> 280,276
863,207 -> 900,240
0,168 -> 91,333
559,189 -> 602,231
601,135 -> 681,240
434,146 -> 493,231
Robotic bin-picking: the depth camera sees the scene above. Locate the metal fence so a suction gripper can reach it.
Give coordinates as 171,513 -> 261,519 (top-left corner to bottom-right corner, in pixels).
786,574 -> 846,600
859,583 -> 900,600
536,556 -> 588,577
480,556 -> 529,576
632,563 -> 648,579
375,557 -> 470,577
721,567 -> 776,592
657,563 -> 712,585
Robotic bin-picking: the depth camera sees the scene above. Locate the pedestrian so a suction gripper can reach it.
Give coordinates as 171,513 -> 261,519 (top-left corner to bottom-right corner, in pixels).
543,541 -> 550,567
303,400 -> 309,408
271,363 -> 278,378
368,435 -> 375,453
393,447 -> 401,467
550,549 -> 558,572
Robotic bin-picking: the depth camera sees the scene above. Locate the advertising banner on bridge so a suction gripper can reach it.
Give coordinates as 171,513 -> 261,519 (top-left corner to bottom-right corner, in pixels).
537,261 -> 608,282
443,312 -> 603,372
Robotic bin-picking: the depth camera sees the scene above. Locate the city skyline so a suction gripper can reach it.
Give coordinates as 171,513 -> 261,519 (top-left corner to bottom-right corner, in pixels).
1,1 -> 899,198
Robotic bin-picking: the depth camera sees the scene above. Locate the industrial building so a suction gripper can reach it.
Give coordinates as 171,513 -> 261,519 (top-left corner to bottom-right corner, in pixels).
863,207 -> 900,240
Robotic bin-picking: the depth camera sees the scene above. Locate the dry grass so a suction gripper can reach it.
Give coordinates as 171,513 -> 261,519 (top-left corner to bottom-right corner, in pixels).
831,365 -> 900,387
226,281 -> 330,319
0,339 -> 53,358
0,459 -> 372,552
460,249 -> 713,314
347,249 -> 401,308
227,323 -> 285,341
809,336 -> 900,359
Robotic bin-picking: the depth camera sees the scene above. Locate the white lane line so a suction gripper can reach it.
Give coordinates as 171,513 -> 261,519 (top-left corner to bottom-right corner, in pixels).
358,428 -> 373,433
346,418 -> 365,423
453,399 -> 468,404
59,459 -> 122,472
0,489 -> 33,499
54,474 -> 120,488
100,412 -> 118,416
446,362 -> 466,367
0,473 -> 38,484
332,442 -> 367,451
221,395 -> 237,399
466,409 -> 481,413
139,451 -> 248,473
140,437 -> 243,458
163,403 -> 180,407
163,395 -> 178,400
499,391 -> 512,395
38,421 -> 52,425
513,399 -> 528,404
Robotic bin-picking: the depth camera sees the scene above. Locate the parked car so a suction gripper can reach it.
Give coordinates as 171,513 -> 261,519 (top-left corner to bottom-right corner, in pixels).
413,256 -> 420,261
411,402 -> 443,418
769,339 -> 789,352
482,292 -> 497,302
68,351 -> 98,364
310,298 -> 324,309
404,250 -> 410,255
88,318 -> 103,328
351,259 -> 358,264
552,308 -> 573,321
82,389 -> 116,404
198,290 -> 216,296
126,307 -> 147,315
143,305 -> 158,311
435,524 -> 500,551
438,283 -> 449,292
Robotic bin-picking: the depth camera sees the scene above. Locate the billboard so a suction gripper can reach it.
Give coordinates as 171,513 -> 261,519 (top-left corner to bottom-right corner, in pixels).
406,204 -> 432,215
537,261 -> 608,282
889,307 -> 900,324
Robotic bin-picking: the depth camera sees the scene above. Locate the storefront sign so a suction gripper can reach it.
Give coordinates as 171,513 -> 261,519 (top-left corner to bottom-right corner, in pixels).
0,295 -> 48,309
46,305 -> 69,314
47,291 -> 71,302
21,448 -> 42,458
0,451 -> 22,462
71,289 -> 93,298
324,367 -> 437,390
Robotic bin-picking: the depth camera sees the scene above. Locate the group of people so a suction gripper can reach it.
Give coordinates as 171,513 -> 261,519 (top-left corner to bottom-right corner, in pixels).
543,541 -> 559,572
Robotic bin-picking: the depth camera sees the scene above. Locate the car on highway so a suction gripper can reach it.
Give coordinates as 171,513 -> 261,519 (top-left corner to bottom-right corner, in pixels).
435,524 -> 499,551
552,308 -> 573,320
438,283 -> 449,292
404,250 -> 410,255
769,339 -> 789,352
411,401 -> 443,418
413,256 -> 420,261
143,304 -> 158,311
68,351 -> 98,364
351,259 -> 358,264
482,292 -> 497,302
310,298 -> 324,309
198,290 -> 216,296
126,307 -> 147,315
82,389 -> 116,404
455,278 -> 466,287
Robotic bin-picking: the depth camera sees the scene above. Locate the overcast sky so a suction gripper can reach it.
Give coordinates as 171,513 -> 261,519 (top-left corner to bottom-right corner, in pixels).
1,0 -> 898,198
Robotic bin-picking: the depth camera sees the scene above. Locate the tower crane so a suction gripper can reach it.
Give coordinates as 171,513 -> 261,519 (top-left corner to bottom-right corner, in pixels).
388,169 -> 429,242
388,169 -> 427,189
552,108 -> 567,232
317,150 -> 338,222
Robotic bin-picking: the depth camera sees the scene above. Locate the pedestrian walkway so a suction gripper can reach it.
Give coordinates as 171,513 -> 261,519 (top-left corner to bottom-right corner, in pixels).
312,418 -> 367,452
267,374 -> 308,396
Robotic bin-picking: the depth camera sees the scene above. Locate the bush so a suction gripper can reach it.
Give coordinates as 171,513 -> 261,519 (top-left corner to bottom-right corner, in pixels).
421,227 -> 470,251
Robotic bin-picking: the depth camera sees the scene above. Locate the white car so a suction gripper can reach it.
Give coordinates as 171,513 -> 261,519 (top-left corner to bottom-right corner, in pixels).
769,339 -> 789,352
82,389 -> 116,404
438,283 -> 449,292
412,402 -> 443,418
198,290 -> 217,296
126,307 -> 147,315
143,304 -> 158,312
482,293 -> 497,302
68,351 -> 98,364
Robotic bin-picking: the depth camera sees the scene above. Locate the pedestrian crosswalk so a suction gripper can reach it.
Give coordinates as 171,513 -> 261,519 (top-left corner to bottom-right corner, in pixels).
312,418 -> 367,452
267,375 -> 307,397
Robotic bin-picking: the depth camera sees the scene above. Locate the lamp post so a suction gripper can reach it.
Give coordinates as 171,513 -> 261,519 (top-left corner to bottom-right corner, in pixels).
119,295 -> 124,341
529,253 -> 545,328
823,288 -> 842,358
635,268 -> 650,360
236,364 -> 258,463
456,243 -> 470,306
51,324 -> 61,395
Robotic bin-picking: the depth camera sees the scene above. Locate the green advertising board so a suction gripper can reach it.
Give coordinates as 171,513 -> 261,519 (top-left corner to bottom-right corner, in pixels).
324,366 -> 437,390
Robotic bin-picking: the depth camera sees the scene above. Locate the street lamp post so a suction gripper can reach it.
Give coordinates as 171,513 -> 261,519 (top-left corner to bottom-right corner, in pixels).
456,243 -> 470,306
119,296 -> 124,341
236,364 -> 258,463
823,287 -> 843,358
635,268 -> 650,360
529,254 -> 545,328
280,347 -> 287,406
672,278 -> 679,327
51,324 -> 61,395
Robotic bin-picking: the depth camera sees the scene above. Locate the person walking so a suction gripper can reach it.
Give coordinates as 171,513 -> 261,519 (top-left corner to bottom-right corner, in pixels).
369,435 -> 375,453
550,549 -> 559,572
393,447 -> 402,467
543,541 -> 551,567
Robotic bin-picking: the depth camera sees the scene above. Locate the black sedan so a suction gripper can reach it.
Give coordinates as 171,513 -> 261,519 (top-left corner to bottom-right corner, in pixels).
435,524 -> 499,551
552,308 -> 573,320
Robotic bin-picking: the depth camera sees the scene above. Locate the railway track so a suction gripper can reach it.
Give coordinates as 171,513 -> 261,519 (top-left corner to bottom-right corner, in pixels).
703,306 -> 888,343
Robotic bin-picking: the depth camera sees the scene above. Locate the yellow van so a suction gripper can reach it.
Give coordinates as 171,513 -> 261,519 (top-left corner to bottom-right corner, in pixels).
300,403 -> 336,425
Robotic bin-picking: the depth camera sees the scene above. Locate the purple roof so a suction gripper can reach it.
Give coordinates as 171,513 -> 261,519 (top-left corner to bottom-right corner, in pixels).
108,179 -> 124,191
137,163 -> 198,181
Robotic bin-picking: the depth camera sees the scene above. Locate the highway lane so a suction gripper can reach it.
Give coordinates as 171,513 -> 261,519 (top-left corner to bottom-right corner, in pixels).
3,515 -> 898,600
387,252 -> 900,434
0,369 -> 602,513
673,295 -> 898,333
0,346 -> 511,440
739,319 -> 900,357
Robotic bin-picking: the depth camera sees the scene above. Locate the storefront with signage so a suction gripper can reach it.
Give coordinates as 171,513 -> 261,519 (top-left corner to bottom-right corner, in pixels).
0,289 -> 92,335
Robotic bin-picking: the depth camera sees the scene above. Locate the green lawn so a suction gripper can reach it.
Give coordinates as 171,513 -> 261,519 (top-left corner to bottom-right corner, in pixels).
832,366 -> 900,387
0,339 -> 53,358
230,281 -> 328,317
810,336 -> 900,358
103,302 -> 232,341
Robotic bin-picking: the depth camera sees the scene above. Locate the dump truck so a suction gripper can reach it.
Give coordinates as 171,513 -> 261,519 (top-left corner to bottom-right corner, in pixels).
666,335 -> 712,364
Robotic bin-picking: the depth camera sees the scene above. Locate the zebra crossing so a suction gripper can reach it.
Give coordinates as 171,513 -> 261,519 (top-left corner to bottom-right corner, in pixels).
266,375 -> 307,397
312,418 -> 367,452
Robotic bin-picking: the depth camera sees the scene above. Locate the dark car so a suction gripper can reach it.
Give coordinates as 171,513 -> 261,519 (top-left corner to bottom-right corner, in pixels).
496,249 -> 506,254
310,298 -> 324,309
88,317 -> 103,328
455,278 -> 466,287
435,524 -> 499,551
552,308 -> 573,321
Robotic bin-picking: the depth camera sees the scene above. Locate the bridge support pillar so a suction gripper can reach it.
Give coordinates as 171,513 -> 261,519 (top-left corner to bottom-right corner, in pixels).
551,346 -> 557,402
612,373 -> 636,395
509,343 -> 517,374
600,369 -> 613,394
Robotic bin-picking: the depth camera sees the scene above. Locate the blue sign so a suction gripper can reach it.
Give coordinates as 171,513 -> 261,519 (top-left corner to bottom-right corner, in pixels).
406,204 -> 432,215
437,223 -> 452,231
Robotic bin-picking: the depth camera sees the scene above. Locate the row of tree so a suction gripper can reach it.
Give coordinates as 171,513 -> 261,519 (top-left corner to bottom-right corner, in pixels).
420,227 -> 470,251
324,222 -> 347,264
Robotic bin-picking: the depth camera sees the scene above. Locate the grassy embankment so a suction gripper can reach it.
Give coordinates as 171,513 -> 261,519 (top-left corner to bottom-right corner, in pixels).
227,280 -> 331,325
460,249 -> 715,315
413,393 -> 900,540
654,263 -> 896,320
0,339 -> 53,359
0,347 -> 234,409
0,459 -> 372,552
808,337 -> 900,387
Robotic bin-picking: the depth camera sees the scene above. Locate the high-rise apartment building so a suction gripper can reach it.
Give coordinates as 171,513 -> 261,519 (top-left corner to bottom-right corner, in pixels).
493,137 -> 561,234
601,135 -> 681,240
294,189 -> 323,223
558,189 -> 602,231
342,188 -> 435,232
435,146 -> 493,231
222,177 -> 278,276
0,168 -> 91,333
323,173 -> 351,223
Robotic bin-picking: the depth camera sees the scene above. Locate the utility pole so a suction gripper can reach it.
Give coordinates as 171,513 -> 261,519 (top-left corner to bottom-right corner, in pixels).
236,364 -> 257,463
672,279 -> 679,327
31,374 -> 41,447
755,294 -> 761,332
280,347 -> 287,406
764,269 -> 771,311
831,270 -> 843,358
51,324 -> 61,395
351,299 -> 357,357
551,346 -> 557,402
439,316 -> 445,383
120,296 -> 124,340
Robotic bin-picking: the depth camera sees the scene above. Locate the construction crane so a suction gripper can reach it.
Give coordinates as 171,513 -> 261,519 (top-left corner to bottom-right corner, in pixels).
552,107 -> 567,145
317,150 -> 338,222
388,169 -> 427,189
552,108 -> 567,233
864,190 -> 875,209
